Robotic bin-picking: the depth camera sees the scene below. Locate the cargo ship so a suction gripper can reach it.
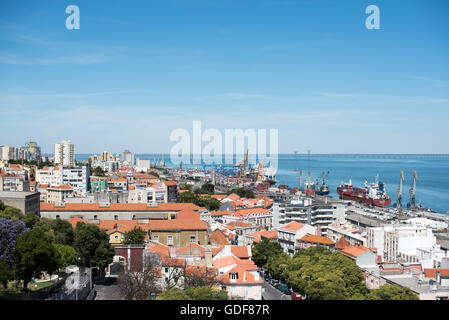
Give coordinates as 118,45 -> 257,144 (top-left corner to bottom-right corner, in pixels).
337,177 -> 391,207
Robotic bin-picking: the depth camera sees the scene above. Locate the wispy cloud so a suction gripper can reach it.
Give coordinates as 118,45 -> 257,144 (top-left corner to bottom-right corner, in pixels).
223,93 -> 268,100
411,76 -> 449,88
0,52 -> 110,65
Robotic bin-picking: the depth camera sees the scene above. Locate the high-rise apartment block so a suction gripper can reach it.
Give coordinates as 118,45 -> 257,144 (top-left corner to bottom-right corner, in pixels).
54,140 -> 75,166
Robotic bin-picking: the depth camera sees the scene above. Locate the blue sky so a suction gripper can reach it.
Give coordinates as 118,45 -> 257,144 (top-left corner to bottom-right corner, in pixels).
0,0 -> 448,154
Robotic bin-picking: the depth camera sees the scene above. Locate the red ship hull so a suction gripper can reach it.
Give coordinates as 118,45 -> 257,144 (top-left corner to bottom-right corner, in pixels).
337,190 -> 391,207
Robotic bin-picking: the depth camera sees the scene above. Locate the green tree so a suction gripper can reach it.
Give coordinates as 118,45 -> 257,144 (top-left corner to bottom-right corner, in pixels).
266,252 -> 291,281
178,191 -> 197,203
21,212 -> 40,229
180,184 -> 192,191
122,227 -> 146,244
366,284 -> 419,300
54,244 -> 77,268
196,197 -> 221,211
0,206 -> 23,220
73,223 -> 115,269
252,239 -> 283,267
199,183 -> 215,194
157,286 -> 229,300
92,166 -> 106,177
305,272 -> 347,300
283,246 -> 369,300
14,228 -> 61,290
227,188 -> 254,199
51,219 -> 75,246
0,259 -> 15,289
33,217 -> 54,238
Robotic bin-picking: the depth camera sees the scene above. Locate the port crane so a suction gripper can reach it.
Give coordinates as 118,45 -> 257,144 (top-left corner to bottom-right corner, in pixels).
238,149 -> 249,178
408,170 -> 418,210
396,170 -> 405,211
315,172 -> 324,190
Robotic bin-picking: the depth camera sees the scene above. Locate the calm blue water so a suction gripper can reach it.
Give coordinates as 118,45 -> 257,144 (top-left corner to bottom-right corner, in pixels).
71,153 -> 449,215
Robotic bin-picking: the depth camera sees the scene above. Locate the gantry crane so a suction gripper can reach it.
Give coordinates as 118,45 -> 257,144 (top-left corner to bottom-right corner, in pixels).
396,170 -> 404,211
408,170 -> 418,210
238,149 -> 249,178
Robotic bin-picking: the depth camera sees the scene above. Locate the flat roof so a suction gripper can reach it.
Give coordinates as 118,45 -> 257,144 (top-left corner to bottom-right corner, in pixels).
0,191 -> 40,198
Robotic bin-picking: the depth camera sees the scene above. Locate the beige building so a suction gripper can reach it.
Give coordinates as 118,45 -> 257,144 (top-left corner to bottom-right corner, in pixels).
1,146 -> 15,161
46,185 -> 74,204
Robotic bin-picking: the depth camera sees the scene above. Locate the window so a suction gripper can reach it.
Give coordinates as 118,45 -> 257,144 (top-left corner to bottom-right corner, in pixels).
230,272 -> 238,280
164,267 -> 169,273
114,235 -> 119,240
94,215 -> 97,220
56,215 -> 60,219
190,235 -> 196,243
167,235 -> 174,245
153,236 -> 159,242
114,215 -> 118,220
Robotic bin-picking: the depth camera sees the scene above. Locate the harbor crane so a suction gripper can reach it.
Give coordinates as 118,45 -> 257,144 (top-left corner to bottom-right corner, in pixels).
315,172 -> 324,190
238,149 -> 249,178
408,170 -> 418,210
396,170 -> 405,211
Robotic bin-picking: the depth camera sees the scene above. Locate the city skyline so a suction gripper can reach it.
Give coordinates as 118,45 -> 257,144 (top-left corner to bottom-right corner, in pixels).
1,0 -> 448,154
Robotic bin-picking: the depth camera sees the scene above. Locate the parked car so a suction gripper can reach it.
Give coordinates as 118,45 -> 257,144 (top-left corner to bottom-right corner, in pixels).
291,292 -> 303,300
278,283 -> 289,292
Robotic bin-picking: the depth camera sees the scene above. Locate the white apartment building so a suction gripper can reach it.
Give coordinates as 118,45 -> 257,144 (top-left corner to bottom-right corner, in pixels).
36,167 -> 62,186
54,140 -> 75,166
416,245 -> 447,269
367,223 -> 438,263
91,159 -> 119,172
272,197 -> 345,236
128,187 -> 157,204
327,220 -> 367,246
61,166 -> 89,195
278,221 -> 317,256
37,165 -> 89,195
135,158 -> 151,171
122,150 -> 135,166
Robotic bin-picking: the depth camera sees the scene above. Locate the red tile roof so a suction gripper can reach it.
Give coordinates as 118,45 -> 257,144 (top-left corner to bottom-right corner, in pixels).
68,216 -> 88,229
177,243 -> 205,256
226,193 -> 240,201
210,229 -> 231,246
210,210 -> 232,216
234,208 -> 270,217
279,221 -> 304,232
298,234 -> 335,245
210,195 -> 227,200
231,246 -> 250,259
147,241 -> 170,258
335,236 -> 350,249
341,245 -> 371,258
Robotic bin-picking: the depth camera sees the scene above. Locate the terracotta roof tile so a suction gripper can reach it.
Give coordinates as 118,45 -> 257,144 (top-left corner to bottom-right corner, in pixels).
298,234 -> 335,245
279,221 -> 304,232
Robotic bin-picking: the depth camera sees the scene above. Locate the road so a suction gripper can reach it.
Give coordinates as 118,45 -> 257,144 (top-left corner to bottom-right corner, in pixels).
94,277 -> 125,300
261,280 -> 292,300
